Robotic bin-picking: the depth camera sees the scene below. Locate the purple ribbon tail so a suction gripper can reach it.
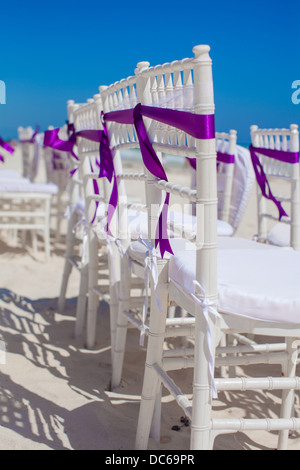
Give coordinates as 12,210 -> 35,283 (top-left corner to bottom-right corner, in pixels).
70,167 -> 78,177
99,125 -> 114,181
133,104 -> 167,181
133,104 -> 173,257
90,161 -> 100,225
106,174 -> 118,236
0,137 -> 14,162
43,128 -> 79,161
155,192 -> 174,257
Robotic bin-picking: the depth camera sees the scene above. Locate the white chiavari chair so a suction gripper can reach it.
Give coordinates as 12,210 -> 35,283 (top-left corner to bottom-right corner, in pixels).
70,95 -> 114,341
57,101 -> 85,316
57,98 -> 106,337
0,176 -> 57,259
250,124 -> 300,250
82,77 -> 151,355
58,94 -> 135,349
104,67 -> 253,391
126,45 -> 300,450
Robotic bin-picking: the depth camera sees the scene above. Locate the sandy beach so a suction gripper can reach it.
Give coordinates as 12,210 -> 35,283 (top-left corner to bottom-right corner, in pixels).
0,146 -> 299,451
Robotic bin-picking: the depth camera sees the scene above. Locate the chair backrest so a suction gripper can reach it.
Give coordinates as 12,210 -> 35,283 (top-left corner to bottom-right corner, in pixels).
250,124 -> 300,249
96,45 -> 216,302
134,45 -> 217,301
18,126 -> 40,181
99,45 -> 216,299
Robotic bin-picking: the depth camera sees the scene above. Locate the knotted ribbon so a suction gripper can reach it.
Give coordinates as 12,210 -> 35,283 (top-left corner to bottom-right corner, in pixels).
0,137 -> 14,162
44,127 -> 102,223
102,104 -> 215,257
249,145 -> 299,220
44,127 -> 103,158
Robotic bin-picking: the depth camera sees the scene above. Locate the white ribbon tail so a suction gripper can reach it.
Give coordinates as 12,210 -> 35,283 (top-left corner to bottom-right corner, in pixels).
191,280 -> 220,399
137,236 -> 161,346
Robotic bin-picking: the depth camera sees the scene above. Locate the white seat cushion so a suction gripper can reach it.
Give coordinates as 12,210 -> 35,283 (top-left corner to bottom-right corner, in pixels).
169,242 -> 300,325
217,236 -> 286,250
0,170 -> 28,181
267,222 -> 290,247
129,236 -> 280,265
128,209 -> 234,240
128,237 -> 194,264
0,181 -> 58,194
169,211 -> 234,237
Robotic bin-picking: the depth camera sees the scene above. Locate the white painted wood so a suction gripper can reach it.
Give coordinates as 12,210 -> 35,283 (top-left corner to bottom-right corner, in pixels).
58,100 -> 86,314
134,47 -> 300,451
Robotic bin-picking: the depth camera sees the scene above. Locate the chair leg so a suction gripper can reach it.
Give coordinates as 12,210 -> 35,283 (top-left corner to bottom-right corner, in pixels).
190,311 -> 217,450
135,263 -> 169,450
111,256 -> 131,389
74,262 -> 89,338
58,211 -> 78,313
277,337 -> 298,450
55,191 -> 63,245
32,230 -> 38,254
149,385 -> 162,442
44,198 -> 51,261
58,260 -> 73,313
86,233 -> 99,349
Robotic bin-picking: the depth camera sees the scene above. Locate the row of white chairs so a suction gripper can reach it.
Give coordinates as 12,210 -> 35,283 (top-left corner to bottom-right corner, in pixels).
56,45 -> 300,450
0,123 -> 76,258
18,125 -> 73,244
0,134 -> 59,259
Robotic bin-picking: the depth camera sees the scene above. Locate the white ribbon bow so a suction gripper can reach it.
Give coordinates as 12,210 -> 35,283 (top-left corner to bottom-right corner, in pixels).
72,217 -> 89,265
137,236 -> 162,346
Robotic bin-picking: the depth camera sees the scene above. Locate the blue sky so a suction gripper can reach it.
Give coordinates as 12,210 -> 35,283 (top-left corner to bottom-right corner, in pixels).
0,0 -> 299,142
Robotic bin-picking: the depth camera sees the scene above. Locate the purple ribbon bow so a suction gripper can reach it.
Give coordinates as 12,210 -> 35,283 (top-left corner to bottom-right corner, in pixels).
0,137 -> 14,162
102,104 -> 215,257
44,127 -> 103,223
44,126 -> 103,162
249,145 -> 299,219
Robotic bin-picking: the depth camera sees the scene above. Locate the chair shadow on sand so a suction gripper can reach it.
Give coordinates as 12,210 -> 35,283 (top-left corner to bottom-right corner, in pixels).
0,288 -> 299,450
0,289 -> 142,449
